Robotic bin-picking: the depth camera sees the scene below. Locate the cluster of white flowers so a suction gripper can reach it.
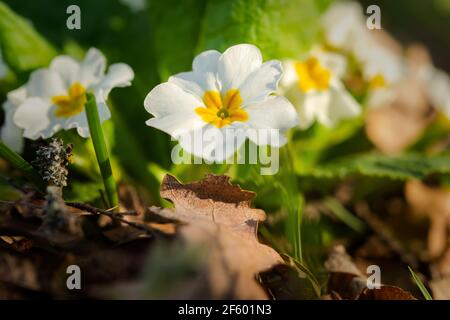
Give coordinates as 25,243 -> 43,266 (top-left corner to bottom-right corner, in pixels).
1,11 -> 448,164
321,0 -> 450,117
1,48 -> 133,153
321,1 -> 405,109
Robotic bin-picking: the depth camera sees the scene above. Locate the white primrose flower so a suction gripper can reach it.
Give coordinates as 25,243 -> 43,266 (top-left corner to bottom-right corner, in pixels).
144,44 -> 298,162
321,1 -> 367,52
281,51 -> 361,129
11,48 -> 134,140
1,87 -> 26,153
322,1 -> 404,108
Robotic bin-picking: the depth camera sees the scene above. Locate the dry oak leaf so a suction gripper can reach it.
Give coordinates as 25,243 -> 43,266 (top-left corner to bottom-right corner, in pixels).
325,245 -> 416,300
405,180 -> 450,259
149,174 -> 283,299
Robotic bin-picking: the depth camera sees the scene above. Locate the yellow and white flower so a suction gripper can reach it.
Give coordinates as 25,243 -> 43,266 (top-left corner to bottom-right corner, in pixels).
281,51 -> 360,129
11,48 -> 134,140
322,1 -> 404,108
144,44 -> 297,161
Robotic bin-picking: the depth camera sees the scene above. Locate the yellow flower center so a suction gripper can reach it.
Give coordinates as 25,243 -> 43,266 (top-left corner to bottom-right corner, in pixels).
52,82 -> 87,118
195,89 -> 249,128
295,57 -> 331,92
368,74 -> 386,89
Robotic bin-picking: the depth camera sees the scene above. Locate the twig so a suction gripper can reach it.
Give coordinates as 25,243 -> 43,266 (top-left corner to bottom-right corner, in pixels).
0,200 -> 155,236
65,202 -> 137,216
355,202 -> 419,269
66,202 -> 155,236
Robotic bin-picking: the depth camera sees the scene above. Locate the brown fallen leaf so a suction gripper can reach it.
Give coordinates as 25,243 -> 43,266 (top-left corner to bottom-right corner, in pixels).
357,285 -> 416,300
405,180 -> 450,259
429,276 -> 450,300
325,245 -> 416,300
325,245 -> 368,299
147,174 -> 283,299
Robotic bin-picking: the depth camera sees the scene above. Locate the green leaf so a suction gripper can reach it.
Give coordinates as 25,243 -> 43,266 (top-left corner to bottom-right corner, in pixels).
197,0 -> 323,59
0,1 -> 56,73
301,153 -> 450,180
0,140 -> 45,192
147,0 -> 207,80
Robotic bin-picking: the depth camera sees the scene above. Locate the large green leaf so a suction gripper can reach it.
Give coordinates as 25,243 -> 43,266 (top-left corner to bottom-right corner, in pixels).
147,0 -> 206,80
197,0 -> 323,59
302,153 -> 450,180
0,1 -> 56,73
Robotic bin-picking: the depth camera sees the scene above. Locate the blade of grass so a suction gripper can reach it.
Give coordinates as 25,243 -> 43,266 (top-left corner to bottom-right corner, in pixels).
408,266 -> 432,300
324,197 -> 366,234
84,93 -> 118,209
0,140 -> 45,192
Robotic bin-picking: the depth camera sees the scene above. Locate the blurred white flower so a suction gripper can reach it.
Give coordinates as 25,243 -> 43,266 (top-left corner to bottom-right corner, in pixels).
322,1 -> 367,51
144,44 -> 297,162
1,87 -> 26,153
322,1 -> 405,108
12,48 -> 134,140
281,51 -> 360,129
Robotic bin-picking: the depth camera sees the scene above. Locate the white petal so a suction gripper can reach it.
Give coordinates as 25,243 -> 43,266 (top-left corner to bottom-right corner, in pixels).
322,1 -> 365,50
280,60 -> 298,89
169,50 -> 221,98
192,50 -> 221,74
144,82 -> 205,135
26,69 -> 66,101
96,63 -> 134,98
13,97 -> 55,139
7,86 -> 27,106
217,44 -> 263,93
316,51 -> 347,79
76,48 -> 106,87
298,91 -> 331,129
324,81 -> 361,126
146,114 -> 204,137
239,60 -> 282,106
144,82 -> 202,117
360,46 -> 404,84
246,96 -> 297,146
50,55 -> 80,87
178,123 -> 247,162
1,100 -> 24,153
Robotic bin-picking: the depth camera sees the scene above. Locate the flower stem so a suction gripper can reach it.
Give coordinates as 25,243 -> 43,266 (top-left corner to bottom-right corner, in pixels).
84,93 -> 118,209
0,140 -> 45,192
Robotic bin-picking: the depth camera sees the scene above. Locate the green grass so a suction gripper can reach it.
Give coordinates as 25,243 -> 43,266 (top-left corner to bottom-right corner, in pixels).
0,140 -> 45,192
408,266 -> 433,300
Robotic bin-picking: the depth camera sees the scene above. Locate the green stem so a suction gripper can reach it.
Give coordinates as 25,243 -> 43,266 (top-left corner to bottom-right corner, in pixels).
0,140 -> 45,192
84,93 -> 118,209
280,145 -> 304,263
